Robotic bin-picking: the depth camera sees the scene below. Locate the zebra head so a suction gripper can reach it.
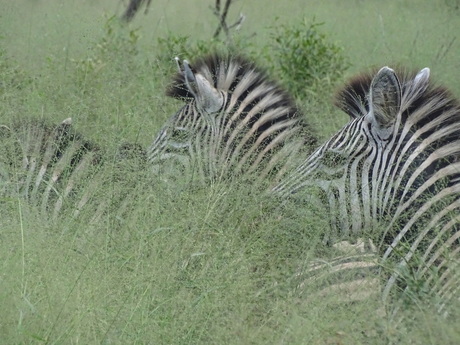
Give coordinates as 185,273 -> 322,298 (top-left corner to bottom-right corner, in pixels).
274,66 -> 439,238
148,57 -> 226,180
178,57 -> 225,116
148,53 -> 316,185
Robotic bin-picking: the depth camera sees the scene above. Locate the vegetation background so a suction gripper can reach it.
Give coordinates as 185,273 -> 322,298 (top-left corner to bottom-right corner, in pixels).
1,0 -> 459,344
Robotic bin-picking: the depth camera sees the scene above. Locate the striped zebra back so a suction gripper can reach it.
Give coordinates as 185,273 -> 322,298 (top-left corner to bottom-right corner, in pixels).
274,67 -> 460,316
1,118 -> 148,224
0,118 -> 105,221
148,53 -> 316,187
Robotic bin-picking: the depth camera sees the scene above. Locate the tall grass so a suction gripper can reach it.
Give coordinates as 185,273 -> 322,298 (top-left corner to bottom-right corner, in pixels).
1,0 -> 459,344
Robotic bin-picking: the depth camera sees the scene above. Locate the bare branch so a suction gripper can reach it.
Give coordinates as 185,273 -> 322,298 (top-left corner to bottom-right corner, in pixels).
121,0 -> 153,22
212,0 -> 245,45
213,0 -> 228,39
228,13 -> 245,31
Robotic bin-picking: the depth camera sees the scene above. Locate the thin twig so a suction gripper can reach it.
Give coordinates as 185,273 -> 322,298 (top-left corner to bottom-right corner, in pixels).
212,0 -> 245,45
434,36 -> 456,63
228,13 -> 245,31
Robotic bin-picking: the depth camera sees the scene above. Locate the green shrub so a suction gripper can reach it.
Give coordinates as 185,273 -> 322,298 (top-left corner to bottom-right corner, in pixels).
269,18 -> 350,100
155,33 -> 256,73
154,34 -> 211,76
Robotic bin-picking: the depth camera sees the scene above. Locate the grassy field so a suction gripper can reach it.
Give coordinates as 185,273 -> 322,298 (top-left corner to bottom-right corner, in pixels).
1,0 -> 460,344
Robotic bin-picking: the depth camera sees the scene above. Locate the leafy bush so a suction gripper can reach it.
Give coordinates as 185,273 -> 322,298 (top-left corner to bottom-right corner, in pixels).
154,34 -> 214,76
269,18 -> 350,100
155,33 -> 255,73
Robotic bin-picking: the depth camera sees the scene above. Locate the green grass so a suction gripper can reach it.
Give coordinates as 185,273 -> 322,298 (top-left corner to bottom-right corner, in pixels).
1,0 -> 460,344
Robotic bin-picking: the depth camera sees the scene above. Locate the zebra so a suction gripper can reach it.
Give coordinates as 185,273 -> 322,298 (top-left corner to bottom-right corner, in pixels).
148,53 -> 387,309
0,117 -> 146,223
148,53 -> 317,188
274,66 -> 460,315
0,117 -> 103,220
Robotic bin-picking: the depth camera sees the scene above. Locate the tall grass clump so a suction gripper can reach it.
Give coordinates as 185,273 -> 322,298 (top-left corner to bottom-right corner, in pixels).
71,16 -> 141,93
0,46 -> 32,97
0,42 -> 34,118
61,16 -> 167,145
3,174 -> 457,344
155,32 -> 259,72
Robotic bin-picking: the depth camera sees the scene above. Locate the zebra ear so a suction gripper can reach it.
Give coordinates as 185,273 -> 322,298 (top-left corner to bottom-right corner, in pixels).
414,67 -> 430,86
369,67 -> 401,129
412,67 -> 430,94
183,60 -> 224,113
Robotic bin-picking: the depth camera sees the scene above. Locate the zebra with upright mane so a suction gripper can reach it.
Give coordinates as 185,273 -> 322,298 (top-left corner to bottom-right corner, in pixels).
274,66 -> 460,315
148,53 -> 317,187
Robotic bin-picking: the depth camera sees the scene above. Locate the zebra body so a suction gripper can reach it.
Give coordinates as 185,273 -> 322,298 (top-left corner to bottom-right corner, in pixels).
274,66 -> 460,313
0,118 -> 105,220
148,53 -> 316,187
0,118 -> 146,224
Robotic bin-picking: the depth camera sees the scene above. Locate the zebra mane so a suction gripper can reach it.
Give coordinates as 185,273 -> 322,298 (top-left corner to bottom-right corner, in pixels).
166,53 -> 296,111
334,68 -> 460,126
333,71 -> 374,118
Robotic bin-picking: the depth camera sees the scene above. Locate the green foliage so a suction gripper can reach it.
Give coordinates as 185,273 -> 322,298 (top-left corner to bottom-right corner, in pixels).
444,0 -> 460,11
37,15 -> 164,146
269,18 -> 350,100
2,176 -> 458,344
71,16 -> 141,90
155,34 -> 212,76
155,33 -> 257,75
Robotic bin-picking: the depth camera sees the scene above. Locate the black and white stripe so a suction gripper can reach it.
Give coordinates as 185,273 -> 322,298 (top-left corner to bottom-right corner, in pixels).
274,66 -> 460,314
148,53 -> 316,187
0,118 -> 146,223
0,118 -> 104,220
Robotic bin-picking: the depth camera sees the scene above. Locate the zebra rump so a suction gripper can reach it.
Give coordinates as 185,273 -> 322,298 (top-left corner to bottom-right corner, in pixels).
274,66 -> 460,316
0,118 -> 104,220
0,118 -> 148,223
148,53 -> 317,187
